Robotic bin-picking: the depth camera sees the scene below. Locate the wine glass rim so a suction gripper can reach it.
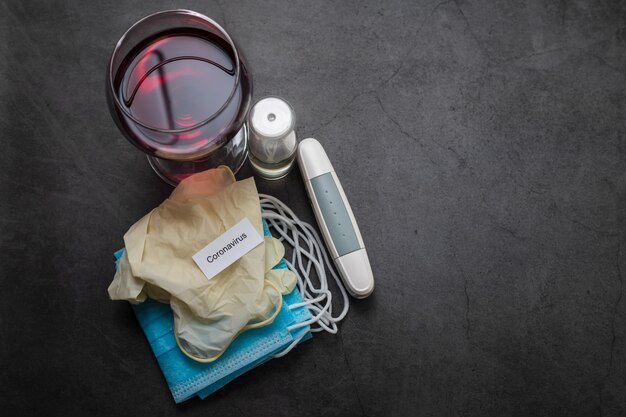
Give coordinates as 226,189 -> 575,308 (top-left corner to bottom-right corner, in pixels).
106,9 -> 242,134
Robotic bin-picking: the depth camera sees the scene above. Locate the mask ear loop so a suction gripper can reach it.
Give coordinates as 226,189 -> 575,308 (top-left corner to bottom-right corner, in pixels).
259,194 -> 350,358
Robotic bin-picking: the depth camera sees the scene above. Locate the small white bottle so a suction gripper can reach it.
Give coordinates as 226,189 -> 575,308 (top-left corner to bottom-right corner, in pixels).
248,97 -> 297,180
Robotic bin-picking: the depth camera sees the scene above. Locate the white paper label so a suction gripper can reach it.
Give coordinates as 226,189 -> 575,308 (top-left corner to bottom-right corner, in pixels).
192,217 -> 264,281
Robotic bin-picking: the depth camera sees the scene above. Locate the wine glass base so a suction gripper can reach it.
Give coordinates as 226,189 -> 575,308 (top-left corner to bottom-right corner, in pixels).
147,123 -> 249,186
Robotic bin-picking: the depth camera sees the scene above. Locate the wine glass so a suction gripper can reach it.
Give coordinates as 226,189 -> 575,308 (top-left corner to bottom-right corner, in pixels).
106,10 -> 252,185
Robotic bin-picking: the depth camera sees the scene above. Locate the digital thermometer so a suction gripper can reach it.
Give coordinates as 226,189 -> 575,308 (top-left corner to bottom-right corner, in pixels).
297,138 -> 374,298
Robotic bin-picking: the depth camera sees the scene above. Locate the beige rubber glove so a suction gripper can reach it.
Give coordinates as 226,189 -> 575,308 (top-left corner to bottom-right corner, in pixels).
264,235 -> 298,293
108,167 -> 296,362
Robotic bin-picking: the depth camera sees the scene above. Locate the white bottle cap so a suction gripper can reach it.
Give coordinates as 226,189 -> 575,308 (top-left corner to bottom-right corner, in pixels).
250,97 -> 295,138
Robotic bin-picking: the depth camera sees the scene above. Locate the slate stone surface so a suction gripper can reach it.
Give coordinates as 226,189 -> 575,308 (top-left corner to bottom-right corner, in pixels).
1,0 -> 625,416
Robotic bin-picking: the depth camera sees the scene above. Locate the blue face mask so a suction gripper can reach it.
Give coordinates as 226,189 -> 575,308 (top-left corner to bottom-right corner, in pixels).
113,220 -> 313,403
114,196 -> 351,403
130,286 -> 311,402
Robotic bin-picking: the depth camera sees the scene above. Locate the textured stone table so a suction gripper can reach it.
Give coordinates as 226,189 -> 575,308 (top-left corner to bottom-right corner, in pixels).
1,1 -> 624,416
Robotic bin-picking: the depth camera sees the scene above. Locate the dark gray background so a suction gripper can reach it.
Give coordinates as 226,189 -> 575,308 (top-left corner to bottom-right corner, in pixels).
1,0 -> 625,416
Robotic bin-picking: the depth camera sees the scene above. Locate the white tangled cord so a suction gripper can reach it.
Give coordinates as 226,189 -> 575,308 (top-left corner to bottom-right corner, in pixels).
259,194 -> 349,357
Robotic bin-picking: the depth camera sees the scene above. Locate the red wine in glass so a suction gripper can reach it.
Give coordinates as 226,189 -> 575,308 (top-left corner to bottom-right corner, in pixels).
106,11 -> 252,184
